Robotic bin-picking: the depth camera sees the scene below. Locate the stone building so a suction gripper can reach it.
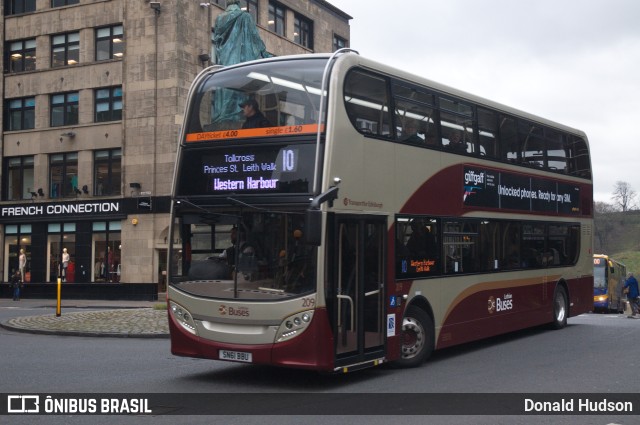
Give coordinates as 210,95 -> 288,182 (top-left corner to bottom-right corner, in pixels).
0,0 -> 350,293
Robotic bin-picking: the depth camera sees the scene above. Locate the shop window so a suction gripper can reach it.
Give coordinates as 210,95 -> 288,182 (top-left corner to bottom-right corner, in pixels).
92,221 -> 121,282
4,224 -> 31,283
47,223 -> 76,283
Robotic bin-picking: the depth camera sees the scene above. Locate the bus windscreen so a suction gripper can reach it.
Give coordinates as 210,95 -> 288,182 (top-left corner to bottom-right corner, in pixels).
184,58 -> 328,141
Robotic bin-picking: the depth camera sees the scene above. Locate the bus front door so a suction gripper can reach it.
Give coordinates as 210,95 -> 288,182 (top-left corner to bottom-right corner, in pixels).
332,215 -> 385,369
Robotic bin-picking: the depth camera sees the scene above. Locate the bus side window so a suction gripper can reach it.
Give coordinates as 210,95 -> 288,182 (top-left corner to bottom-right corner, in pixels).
567,136 -> 591,179
477,107 -> 498,159
394,100 -> 436,146
344,69 -> 392,139
545,129 -> 567,174
439,97 -> 475,154
499,115 -> 518,163
392,83 -> 437,146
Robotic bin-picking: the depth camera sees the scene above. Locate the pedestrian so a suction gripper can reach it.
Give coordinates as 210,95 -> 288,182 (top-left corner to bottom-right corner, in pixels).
11,269 -> 22,301
623,272 -> 639,318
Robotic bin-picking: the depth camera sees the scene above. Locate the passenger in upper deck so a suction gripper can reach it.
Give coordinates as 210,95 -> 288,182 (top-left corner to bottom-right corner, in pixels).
239,98 -> 272,129
445,129 -> 467,153
402,121 -> 425,144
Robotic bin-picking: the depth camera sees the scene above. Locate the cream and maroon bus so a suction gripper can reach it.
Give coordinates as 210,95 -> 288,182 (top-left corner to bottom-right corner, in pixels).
167,50 -> 593,372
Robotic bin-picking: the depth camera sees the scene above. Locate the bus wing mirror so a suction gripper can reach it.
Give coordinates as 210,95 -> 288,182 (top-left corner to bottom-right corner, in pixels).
305,209 -> 322,246
305,186 -> 339,246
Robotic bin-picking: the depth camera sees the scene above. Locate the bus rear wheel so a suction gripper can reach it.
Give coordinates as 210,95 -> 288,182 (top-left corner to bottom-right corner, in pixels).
396,305 -> 434,368
551,286 -> 568,329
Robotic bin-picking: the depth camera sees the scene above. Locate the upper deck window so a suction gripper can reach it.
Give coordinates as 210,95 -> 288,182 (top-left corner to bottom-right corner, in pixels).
185,58 -> 327,142
344,69 -> 392,138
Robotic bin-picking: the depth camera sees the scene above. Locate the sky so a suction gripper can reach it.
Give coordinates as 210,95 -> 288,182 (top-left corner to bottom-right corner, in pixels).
327,0 -> 640,205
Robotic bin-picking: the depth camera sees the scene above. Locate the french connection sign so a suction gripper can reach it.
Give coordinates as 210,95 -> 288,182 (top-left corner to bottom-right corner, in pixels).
1,201 -> 121,219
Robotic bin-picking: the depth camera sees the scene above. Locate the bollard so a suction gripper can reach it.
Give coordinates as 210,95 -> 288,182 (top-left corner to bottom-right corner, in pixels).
56,277 -> 61,317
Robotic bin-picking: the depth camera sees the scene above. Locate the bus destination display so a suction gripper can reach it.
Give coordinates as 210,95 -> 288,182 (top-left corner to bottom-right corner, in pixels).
177,144 -> 315,196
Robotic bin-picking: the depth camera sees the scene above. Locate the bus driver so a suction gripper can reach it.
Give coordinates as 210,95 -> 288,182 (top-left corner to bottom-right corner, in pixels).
239,99 -> 271,129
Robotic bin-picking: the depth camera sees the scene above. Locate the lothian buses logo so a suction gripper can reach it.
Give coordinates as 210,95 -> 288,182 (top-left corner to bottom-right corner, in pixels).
487,296 -> 496,314
487,294 -> 514,314
219,305 -> 227,315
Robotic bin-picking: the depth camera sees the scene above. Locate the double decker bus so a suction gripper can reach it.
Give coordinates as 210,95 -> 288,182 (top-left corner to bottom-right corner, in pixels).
167,50 -> 593,372
593,254 -> 626,313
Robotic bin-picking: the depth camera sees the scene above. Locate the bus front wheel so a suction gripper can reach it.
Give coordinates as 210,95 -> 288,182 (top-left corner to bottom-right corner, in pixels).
396,305 -> 434,368
551,286 -> 568,329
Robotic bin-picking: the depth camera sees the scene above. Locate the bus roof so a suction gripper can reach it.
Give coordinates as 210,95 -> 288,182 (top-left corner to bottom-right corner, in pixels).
211,52 -> 587,139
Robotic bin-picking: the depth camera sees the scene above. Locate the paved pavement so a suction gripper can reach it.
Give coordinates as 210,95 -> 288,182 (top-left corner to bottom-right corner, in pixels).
0,297 -> 169,338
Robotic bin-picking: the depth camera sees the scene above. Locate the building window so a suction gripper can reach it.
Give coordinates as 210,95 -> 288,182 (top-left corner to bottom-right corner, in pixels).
240,0 -> 258,24
3,156 -> 35,201
94,149 -> 122,196
51,32 -> 79,67
47,223 -> 76,283
4,224 -> 32,283
95,86 -> 122,122
333,35 -> 347,52
294,14 -> 313,49
51,0 -> 79,6
4,0 -> 36,15
4,97 -> 35,131
49,152 -> 78,199
92,221 -> 121,282
268,1 -> 285,36
51,92 -> 79,127
6,39 -> 36,73
96,25 -> 124,61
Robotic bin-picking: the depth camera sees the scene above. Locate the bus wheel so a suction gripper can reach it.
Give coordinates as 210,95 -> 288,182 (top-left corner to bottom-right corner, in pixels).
397,306 -> 434,368
551,286 -> 568,329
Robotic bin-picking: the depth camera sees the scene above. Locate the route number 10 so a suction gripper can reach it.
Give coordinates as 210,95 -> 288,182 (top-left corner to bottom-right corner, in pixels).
282,149 -> 296,172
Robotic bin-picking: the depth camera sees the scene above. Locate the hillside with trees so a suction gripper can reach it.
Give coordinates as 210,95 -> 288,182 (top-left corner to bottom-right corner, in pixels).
594,181 -> 640,273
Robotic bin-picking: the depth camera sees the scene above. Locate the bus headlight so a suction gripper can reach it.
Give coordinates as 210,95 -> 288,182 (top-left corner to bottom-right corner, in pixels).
275,310 -> 314,343
169,301 -> 197,335
594,295 -> 607,303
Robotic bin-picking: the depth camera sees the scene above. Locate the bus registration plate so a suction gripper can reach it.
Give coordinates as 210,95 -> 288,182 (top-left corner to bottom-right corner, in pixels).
219,350 -> 253,363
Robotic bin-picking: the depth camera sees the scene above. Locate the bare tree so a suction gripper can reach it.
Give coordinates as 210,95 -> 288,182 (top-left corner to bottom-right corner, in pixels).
595,201 -> 616,214
611,181 -> 637,212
